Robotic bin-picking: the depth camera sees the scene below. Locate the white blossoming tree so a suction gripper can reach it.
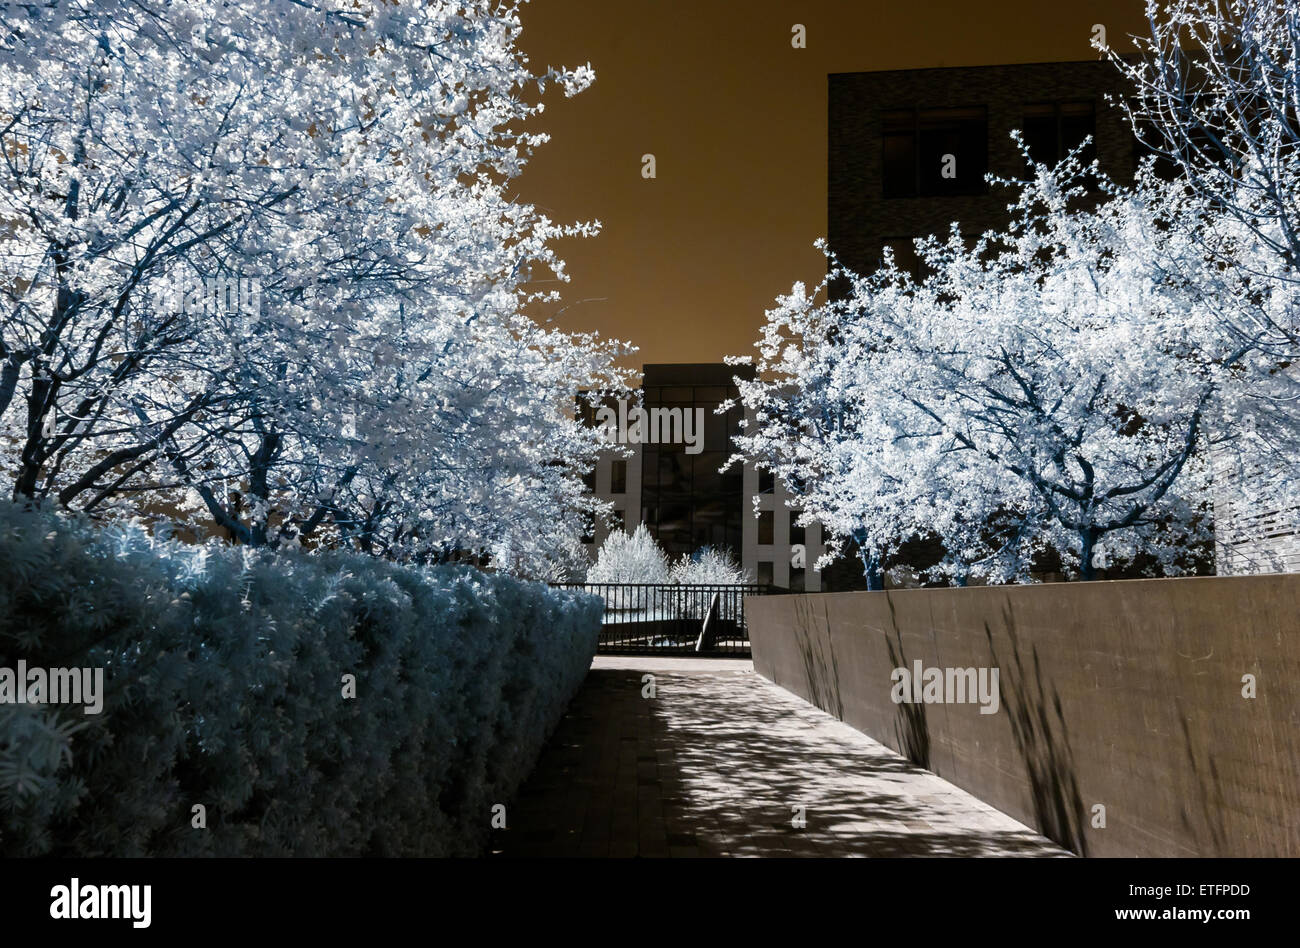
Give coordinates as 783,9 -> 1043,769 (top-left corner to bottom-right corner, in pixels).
0,0 -> 628,577
730,154 -> 1251,585
1101,0 -> 1300,560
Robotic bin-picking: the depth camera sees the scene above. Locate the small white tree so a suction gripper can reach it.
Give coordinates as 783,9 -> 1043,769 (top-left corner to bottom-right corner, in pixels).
586,524 -> 670,584
670,545 -> 748,620
669,546 -> 748,585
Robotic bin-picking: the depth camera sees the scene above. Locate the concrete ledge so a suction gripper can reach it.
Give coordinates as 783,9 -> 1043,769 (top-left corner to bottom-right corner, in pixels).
745,575 -> 1300,857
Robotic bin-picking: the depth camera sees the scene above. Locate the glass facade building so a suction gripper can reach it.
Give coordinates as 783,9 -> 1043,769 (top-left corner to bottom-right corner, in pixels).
580,363 -> 824,590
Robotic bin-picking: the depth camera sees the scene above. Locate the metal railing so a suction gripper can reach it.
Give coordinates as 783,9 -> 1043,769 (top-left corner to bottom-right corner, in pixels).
551,582 -> 769,655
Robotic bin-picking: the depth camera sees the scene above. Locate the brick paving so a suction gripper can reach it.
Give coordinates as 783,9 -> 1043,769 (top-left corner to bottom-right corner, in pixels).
491,657 -> 1067,858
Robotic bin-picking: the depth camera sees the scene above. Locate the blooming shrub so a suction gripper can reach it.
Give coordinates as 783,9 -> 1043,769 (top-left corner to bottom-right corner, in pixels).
0,502 -> 600,857
669,546 -> 748,586
585,524 -> 670,585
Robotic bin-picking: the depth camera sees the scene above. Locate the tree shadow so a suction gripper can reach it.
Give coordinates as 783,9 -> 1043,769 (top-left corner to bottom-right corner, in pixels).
1176,699 -> 1227,856
985,605 -> 1088,856
792,595 -> 844,720
884,592 -> 931,771
494,666 -> 1066,858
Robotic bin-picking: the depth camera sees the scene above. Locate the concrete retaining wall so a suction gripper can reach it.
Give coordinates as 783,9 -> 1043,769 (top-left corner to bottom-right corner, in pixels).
745,576 -> 1300,857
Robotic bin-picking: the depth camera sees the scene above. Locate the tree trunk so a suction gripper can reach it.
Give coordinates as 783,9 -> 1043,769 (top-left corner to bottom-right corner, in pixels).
1080,528 -> 1099,581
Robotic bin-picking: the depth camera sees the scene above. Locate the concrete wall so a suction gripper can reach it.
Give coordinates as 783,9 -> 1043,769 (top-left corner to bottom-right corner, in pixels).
745,577 -> 1300,857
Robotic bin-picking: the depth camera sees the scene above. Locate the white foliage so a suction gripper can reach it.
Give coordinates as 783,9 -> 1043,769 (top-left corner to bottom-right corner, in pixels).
732,153 -> 1257,584
0,0 -> 630,578
669,546 -> 748,585
1105,0 -> 1300,539
586,523 -> 669,584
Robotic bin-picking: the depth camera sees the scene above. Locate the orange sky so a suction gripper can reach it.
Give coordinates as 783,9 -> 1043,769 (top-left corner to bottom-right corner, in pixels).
514,0 -> 1150,368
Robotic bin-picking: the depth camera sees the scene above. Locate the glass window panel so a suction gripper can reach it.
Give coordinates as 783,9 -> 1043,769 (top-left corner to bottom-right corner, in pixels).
883,131 -> 916,197
882,237 -> 926,280
917,108 -> 986,196
1061,108 -> 1096,161
722,466 -> 743,499
1021,113 -> 1058,166
725,522 -> 743,559
692,452 -> 725,495
693,499 -> 725,549
702,408 -> 728,452
641,448 -> 658,487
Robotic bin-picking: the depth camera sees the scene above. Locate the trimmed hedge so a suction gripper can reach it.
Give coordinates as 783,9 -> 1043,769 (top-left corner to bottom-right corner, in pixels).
0,502 -> 601,856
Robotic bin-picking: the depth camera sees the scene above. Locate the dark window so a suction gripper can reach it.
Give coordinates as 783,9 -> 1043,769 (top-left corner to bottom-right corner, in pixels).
757,510 -> 774,546
641,448 -> 658,488
582,466 -> 597,492
692,497 -> 725,548
881,237 -> 926,280
692,452 -> 725,496
884,107 -> 988,198
658,503 -> 692,558
759,469 -> 775,494
757,561 -> 774,586
722,464 -> 743,499
883,112 -> 917,198
658,451 -> 682,491
789,567 -> 806,593
702,407 -> 728,452
610,459 -> 627,494
790,518 -> 805,548
1023,101 -> 1097,178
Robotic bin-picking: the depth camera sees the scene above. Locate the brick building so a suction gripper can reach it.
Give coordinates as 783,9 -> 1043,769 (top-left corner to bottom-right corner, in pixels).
828,59 -> 1140,281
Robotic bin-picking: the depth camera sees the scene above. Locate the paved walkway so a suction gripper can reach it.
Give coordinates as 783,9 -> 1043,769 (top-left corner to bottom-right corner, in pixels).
491,657 -> 1066,857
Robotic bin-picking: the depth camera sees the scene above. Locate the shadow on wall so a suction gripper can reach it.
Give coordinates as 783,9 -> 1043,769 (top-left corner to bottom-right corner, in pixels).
884,592 -> 931,771
985,604 -> 1088,856
1177,699 -> 1228,856
792,595 -> 844,720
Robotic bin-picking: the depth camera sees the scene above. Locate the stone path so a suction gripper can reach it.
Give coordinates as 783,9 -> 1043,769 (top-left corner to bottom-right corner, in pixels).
491,656 -> 1067,858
